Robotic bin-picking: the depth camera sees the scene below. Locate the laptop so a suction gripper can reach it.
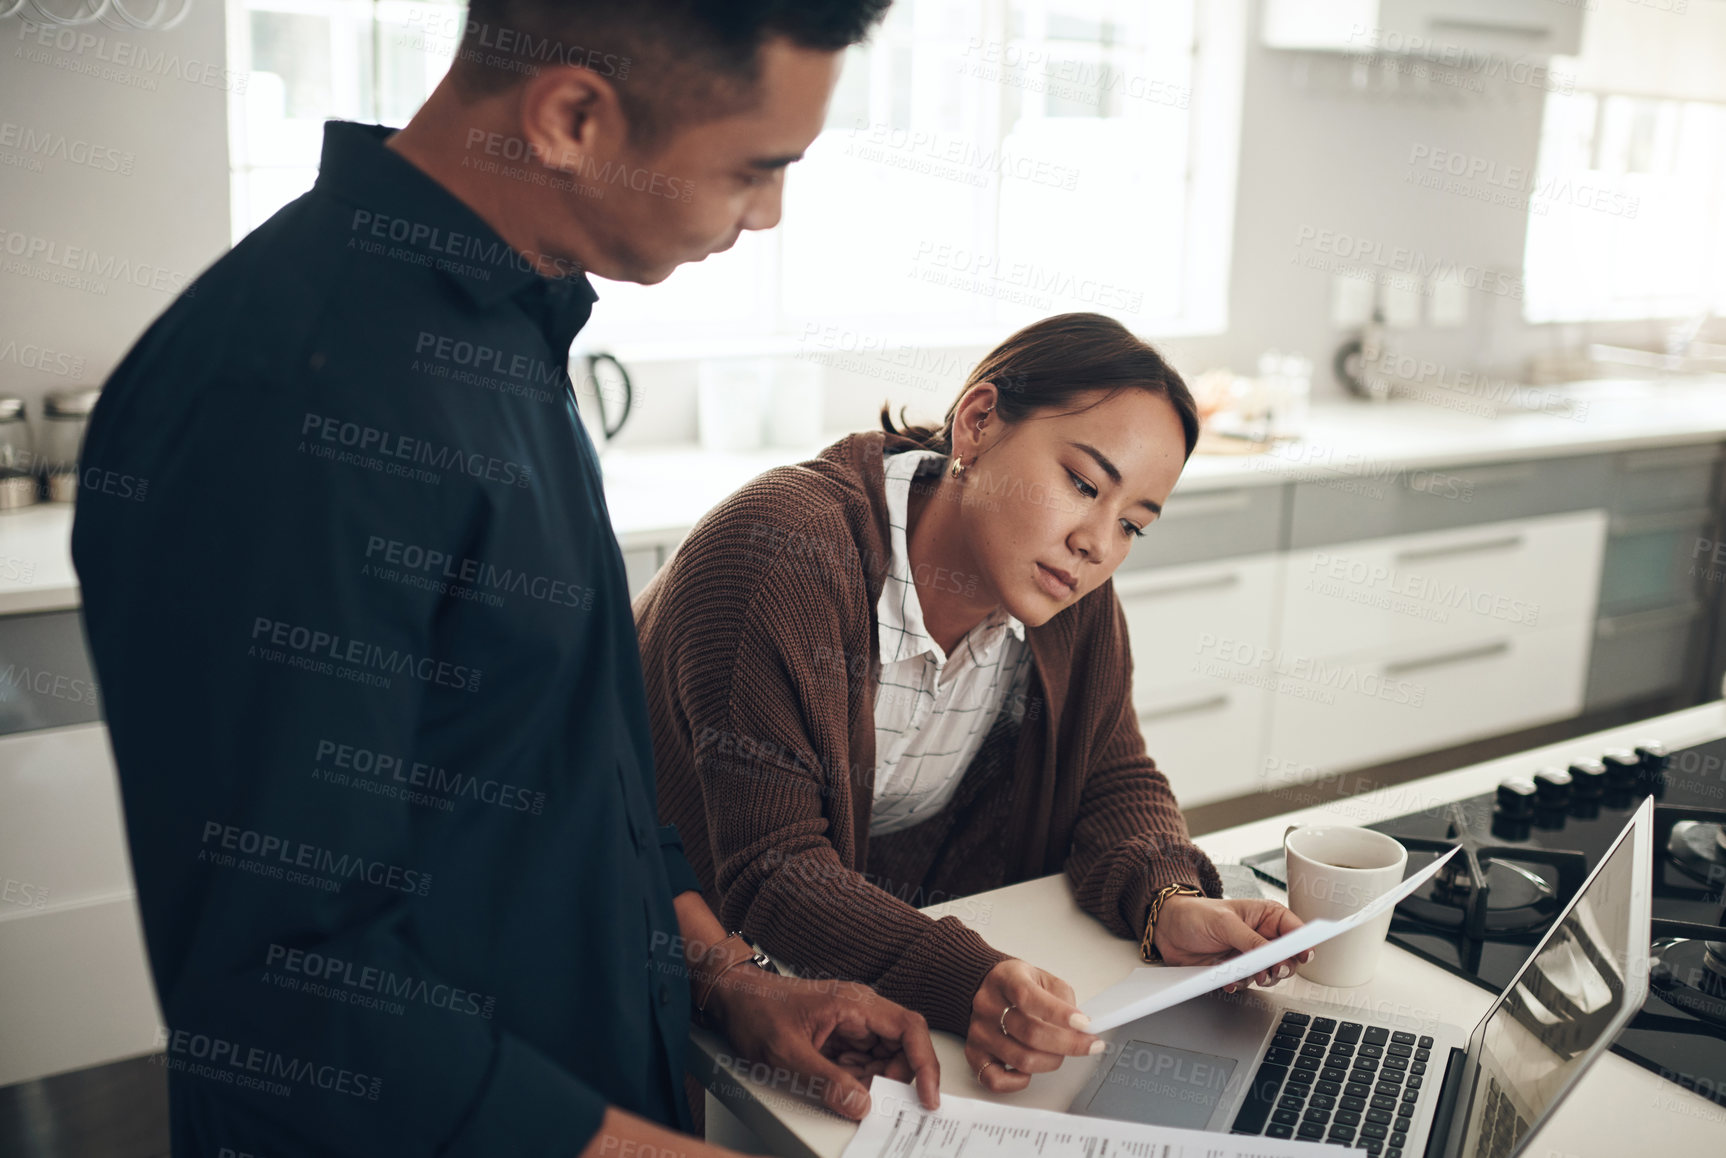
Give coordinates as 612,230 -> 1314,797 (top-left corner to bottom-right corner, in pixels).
1070,796 -> 1654,1158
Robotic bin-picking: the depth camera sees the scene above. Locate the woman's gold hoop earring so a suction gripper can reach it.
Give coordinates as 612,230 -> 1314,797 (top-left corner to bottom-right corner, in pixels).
950,454 -> 967,479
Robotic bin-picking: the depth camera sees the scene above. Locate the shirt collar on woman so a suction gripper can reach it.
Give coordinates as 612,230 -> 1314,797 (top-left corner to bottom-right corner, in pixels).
877,448 -> 1026,671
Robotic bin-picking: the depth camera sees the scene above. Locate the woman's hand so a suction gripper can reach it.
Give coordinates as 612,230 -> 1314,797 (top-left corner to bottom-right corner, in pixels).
1151,896 -> 1312,992
965,959 -> 1104,1093
708,969 -> 940,1119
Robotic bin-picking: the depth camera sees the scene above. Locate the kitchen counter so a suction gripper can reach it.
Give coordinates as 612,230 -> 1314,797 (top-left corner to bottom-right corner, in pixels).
13,376 -> 1726,608
602,376 -> 1726,543
688,700 -> 1726,1158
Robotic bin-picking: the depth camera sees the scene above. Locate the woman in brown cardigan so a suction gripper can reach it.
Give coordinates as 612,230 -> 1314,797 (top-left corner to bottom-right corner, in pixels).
634,313 -> 1310,1092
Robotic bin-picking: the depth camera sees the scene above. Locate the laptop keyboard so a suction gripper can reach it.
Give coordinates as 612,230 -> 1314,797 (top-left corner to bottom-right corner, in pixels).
1230,1011 -> 1433,1157
1476,1078 -> 1531,1158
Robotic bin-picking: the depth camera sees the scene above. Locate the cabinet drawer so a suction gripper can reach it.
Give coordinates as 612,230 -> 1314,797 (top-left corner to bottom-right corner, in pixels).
0,610 -> 103,735
0,725 -> 132,912
1281,511 -> 1606,659
1137,682 -> 1269,808
1610,443 -> 1722,515
622,546 -> 659,599
1121,485 -> 1285,573
1265,617 -> 1593,777
1118,554 -> 1281,700
1289,453 -> 1609,549
1598,508 -> 1713,616
1583,603 -> 1704,709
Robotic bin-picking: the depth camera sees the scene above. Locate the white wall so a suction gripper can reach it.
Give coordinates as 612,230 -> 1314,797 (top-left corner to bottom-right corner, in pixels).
0,1 -> 232,424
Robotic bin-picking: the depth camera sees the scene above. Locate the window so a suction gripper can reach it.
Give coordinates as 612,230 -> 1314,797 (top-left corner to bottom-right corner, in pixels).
227,0 -> 1244,351
227,0 -> 462,242
585,0 -> 1244,355
1521,6 -> 1726,324
1523,91 -> 1726,324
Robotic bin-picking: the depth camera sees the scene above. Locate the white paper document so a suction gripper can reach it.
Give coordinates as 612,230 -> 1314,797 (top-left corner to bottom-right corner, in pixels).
1081,848 -> 1459,1033
842,1077 -> 1336,1158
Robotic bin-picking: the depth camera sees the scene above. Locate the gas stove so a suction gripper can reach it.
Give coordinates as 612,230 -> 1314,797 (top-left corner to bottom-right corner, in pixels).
1244,737 -> 1726,1109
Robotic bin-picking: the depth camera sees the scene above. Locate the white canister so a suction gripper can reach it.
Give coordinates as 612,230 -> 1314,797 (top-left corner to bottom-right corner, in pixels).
766,358 -> 825,450
697,358 -> 772,453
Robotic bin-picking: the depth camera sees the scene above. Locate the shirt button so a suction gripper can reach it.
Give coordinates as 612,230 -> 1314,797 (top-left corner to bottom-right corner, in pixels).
658,984 -> 672,1007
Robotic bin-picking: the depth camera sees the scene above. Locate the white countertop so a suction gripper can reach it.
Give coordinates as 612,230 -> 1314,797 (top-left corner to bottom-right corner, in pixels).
16,376 -> 1726,609
603,376 -> 1726,543
689,701 -> 1726,1158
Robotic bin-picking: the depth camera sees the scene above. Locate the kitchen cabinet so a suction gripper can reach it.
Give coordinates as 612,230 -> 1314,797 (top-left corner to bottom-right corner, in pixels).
609,438 -> 1726,801
0,610 -> 105,733
1261,0 -> 1582,58
622,546 -> 660,599
1119,484 -> 1285,573
1134,682 -> 1272,808
1584,444 -> 1723,709
621,535 -> 685,601
1116,553 -> 1283,806
1287,452 -> 1608,549
1268,511 -> 1606,779
0,723 -> 159,1088
1280,510 -> 1607,659
1266,618 -> 1595,783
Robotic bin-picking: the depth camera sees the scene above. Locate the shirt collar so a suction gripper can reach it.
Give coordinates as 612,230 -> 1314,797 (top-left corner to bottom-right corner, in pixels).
313,121 -> 600,356
877,450 -> 1025,667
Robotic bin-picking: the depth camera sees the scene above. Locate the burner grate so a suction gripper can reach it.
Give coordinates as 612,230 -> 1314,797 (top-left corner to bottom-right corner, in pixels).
1381,802 -> 1589,941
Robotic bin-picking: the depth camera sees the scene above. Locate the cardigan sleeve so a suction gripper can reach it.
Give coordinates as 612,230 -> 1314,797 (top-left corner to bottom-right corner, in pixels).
670,510 -> 1008,1036
1062,591 -> 1224,939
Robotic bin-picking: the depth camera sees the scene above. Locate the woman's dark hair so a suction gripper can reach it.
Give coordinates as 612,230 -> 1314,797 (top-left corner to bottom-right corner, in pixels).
881,312 -> 1200,460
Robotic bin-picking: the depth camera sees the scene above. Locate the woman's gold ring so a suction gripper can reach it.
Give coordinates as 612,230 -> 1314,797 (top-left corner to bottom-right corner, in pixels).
999,1003 -> 1015,1039
976,1058 -> 995,1083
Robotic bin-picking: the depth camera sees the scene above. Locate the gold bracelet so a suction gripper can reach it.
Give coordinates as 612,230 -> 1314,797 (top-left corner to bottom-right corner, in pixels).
1139,883 -> 1204,963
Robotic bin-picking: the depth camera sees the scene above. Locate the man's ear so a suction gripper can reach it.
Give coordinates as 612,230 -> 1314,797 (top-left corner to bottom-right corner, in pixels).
518,65 -> 630,176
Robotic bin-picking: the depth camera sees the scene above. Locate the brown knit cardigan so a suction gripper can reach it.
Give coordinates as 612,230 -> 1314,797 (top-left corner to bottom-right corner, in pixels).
634,432 -> 1222,1035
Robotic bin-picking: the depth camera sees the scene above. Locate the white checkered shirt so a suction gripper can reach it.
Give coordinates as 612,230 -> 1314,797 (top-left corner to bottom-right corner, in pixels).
870,450 -> 1033,836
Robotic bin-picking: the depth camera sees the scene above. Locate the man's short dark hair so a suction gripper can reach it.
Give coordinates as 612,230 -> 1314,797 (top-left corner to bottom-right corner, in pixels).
452,0 -> 892,150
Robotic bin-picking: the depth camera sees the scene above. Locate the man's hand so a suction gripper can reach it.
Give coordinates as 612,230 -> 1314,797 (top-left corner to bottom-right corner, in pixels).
1151,896 -> 1312,992
965,959 -> 1102,1093
707,968 -> 940,1119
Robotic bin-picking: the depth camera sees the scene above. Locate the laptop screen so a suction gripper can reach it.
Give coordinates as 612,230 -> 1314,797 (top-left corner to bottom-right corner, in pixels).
1455,801 -> 1650,1158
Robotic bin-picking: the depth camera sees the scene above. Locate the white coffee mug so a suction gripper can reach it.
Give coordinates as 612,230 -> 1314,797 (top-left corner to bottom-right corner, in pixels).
1283,825 -> 1409,988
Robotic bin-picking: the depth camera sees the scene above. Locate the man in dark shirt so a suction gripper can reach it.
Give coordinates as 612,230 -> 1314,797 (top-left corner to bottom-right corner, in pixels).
72,3 -> 937,1156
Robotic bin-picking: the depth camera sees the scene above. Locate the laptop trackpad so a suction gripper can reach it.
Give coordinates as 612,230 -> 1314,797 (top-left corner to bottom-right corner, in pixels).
1083,1040 -> 1239,1129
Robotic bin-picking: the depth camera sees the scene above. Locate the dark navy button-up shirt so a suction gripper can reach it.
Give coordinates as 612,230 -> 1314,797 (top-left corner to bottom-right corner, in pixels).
72,121 -> 701,1158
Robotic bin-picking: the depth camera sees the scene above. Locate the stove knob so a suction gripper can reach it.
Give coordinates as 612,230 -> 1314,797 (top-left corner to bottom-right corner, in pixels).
1533,767 -> 1573,807
1569,759 -> 1607,796
1496,776 -> 1537,819
1602,750 -> 1640,790
1634,741 -> 1670,796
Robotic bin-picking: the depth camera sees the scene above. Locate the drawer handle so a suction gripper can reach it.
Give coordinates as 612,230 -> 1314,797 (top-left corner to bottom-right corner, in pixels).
1426,19 -> 1550,39
1160,490 -> 1253,521
1609,508 -> 1714,536
1115,571 -> 1242,599
1140,694 -> 1230,723
1453,463 -> 1539,489
1382,639 -> 1511,676
1394,533 -> 1523,564
1596,603 -> 1702,639
1622,445 -> 1722,473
